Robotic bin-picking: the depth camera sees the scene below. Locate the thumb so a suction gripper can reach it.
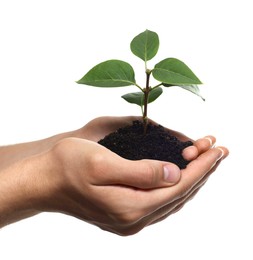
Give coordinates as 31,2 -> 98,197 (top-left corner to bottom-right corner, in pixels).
114,159 -> 181,189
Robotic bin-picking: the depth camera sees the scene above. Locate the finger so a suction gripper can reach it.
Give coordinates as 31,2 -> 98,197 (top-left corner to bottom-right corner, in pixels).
137,172 -> 214,229
182,136 -> 216,161
194,135 -> 216,153
133,186 -> 198,230
162,149 -> 228,215
141,147 -> 227,209
122,159 -> 182,188
182,145 -> 198,161
123,147 -> 229,230
138,176 -> 207,228
99,158 -> 182,189
177,147 -> 227,196
99,147 -> 228,234
146,170 -> 216,228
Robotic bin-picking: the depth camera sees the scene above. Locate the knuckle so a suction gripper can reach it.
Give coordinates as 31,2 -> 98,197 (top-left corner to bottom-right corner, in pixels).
116,211 -> 140,225
142,161 -> 160,187
88,151 -> 110,178
51,138 -> 76,162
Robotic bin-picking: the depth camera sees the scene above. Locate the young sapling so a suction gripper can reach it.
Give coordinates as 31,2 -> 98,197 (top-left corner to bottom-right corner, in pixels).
76,29 -> 204,134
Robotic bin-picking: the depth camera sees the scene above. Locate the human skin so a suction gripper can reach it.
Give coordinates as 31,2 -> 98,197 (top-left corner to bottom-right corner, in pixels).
0,116 -> 229,235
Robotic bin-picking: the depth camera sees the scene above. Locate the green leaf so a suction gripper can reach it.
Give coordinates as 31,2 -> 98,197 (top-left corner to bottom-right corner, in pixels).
148,87 -> 163,103
121,92 -> 144,106
76,60 -> 136,87
163,83 -> 205,101
130,29 -> 159,62
152,58 -> 202,85
121,87 -> 163,107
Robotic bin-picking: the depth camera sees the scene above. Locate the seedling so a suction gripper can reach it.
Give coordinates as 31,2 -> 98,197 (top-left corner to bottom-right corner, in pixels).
77,29 -> 204,132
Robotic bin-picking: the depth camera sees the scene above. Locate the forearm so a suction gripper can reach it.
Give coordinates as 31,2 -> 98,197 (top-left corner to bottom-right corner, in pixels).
0,130 -> 77,171
0,149 -> 59,228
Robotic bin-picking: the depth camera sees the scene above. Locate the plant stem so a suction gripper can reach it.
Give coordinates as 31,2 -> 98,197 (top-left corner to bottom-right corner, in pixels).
143,70 -> 151,134
152,82 -> 163,89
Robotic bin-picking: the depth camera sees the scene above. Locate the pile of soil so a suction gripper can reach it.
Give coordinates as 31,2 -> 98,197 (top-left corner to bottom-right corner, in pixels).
98,120 -> 193,169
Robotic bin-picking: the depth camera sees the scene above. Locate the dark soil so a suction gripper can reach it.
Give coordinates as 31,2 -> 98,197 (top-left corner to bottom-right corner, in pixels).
98,120 -> 193,169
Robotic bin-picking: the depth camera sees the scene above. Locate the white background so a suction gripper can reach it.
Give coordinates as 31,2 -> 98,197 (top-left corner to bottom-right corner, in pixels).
0,0 -> 252,259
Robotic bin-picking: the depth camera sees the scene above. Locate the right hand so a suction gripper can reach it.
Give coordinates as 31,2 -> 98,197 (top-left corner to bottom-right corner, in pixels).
33,134 -> 228,236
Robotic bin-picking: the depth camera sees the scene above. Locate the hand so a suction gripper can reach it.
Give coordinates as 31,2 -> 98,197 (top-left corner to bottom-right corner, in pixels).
0,116 -> 229,234
32,134 -> 228,236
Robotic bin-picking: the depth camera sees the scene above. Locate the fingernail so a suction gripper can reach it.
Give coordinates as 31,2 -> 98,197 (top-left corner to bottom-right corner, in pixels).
217,147 -> 225,160
163,165 -> 181,183
204,136 -> 214,147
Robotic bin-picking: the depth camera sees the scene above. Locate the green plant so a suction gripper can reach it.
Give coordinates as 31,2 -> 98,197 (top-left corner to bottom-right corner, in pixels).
76,29 -> 204,132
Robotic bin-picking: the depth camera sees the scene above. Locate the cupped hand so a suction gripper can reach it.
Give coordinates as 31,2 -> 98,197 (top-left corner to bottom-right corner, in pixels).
37,131 -> 228,236
0,116 -> 228,232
